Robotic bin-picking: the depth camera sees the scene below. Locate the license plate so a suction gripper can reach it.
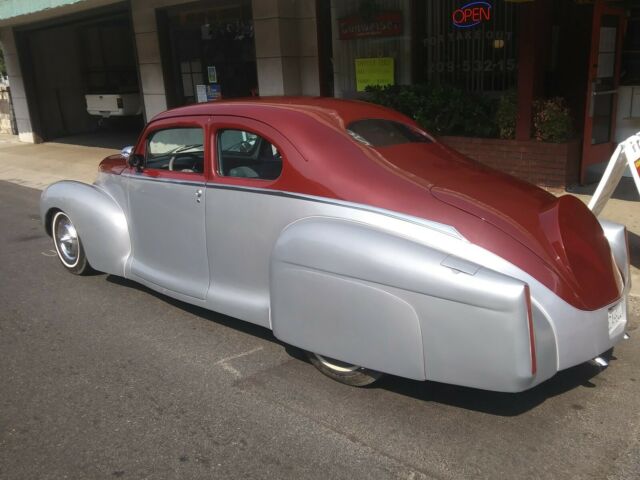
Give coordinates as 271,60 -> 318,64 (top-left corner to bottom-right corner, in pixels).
608,302 -> 624,335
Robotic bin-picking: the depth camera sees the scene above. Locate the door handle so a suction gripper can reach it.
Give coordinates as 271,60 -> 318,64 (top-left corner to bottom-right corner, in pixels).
592,89 -> 618,96
195,189 -> 203,203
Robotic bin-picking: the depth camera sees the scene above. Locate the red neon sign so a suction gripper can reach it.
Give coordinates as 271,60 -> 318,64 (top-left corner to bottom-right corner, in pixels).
452,1 -> 492,29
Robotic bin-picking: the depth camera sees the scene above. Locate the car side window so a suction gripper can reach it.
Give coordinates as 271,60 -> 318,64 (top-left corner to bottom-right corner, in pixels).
146,127 -> 204,173
217,129 -> 282,180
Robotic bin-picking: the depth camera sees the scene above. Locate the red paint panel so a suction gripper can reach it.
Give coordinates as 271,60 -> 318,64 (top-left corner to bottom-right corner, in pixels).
525,285 -> 537,376
99,154 -> 127,175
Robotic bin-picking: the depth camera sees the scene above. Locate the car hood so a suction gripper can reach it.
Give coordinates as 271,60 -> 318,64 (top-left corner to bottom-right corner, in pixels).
375,142 -> 623,310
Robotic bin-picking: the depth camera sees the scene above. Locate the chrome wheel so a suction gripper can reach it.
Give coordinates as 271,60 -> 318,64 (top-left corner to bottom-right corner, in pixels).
53,212 -> 80,268
307,351 -> 383,387
314,354 -> 360,373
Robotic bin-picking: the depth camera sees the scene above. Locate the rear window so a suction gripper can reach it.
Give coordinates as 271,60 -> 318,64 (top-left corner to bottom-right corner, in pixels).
346,119 -> 432,147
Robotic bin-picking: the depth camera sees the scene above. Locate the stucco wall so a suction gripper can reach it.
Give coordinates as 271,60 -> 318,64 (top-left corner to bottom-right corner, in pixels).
0,27 -> 34,142
0,84 -> 14,134
253,0 -> 319,96
131,0 -> 320,120
1,0 -> 321,142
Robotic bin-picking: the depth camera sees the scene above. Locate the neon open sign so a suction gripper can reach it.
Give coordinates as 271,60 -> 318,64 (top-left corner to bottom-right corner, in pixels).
452,1 -> 492,29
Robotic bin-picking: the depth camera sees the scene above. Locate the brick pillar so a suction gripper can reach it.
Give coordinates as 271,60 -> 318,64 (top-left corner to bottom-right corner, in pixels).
515,0 -> 550,141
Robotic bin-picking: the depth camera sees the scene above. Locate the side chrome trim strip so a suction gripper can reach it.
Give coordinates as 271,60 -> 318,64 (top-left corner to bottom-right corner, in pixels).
121,173 -> 465,240
122,173 -> 206,187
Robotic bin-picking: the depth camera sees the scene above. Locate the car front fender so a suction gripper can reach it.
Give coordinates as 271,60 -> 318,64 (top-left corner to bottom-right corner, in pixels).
40,181 -> 131,276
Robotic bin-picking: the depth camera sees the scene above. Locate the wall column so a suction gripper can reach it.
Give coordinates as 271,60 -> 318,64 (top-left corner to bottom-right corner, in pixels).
0,28 -> 36,143
131,1 -> 166,121
252,0 -> 320,96
515,0 -> 550,141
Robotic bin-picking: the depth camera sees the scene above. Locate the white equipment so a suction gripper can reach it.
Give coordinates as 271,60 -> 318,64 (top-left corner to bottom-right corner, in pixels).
588,132 -> 640,216
85,93 -> 142,118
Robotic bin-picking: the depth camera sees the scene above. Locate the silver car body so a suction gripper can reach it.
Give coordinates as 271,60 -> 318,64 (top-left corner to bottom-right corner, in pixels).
40,165 -> 631,392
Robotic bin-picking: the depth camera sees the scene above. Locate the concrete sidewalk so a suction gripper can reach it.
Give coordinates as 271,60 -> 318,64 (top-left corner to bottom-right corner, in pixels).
0,133 -> 115,190
1,132 -> 638,296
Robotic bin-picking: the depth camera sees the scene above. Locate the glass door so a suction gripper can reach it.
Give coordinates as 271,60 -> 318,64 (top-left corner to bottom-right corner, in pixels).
162,0 -> 257,107
581,1 -> 625,182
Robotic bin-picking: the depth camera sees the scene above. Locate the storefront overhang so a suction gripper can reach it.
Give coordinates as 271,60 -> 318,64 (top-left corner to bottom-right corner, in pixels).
0,0 -> 123,28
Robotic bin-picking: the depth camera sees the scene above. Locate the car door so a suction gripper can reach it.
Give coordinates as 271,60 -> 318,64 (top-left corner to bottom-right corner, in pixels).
126,116 -> 211,300
204,116 -> 307,327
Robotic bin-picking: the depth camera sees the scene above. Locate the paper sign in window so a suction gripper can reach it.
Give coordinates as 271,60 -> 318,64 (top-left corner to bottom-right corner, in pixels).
355,57 -> 395,92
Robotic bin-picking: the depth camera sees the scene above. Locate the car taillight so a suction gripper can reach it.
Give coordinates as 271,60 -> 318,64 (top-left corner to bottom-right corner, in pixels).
525,285 -> 537,376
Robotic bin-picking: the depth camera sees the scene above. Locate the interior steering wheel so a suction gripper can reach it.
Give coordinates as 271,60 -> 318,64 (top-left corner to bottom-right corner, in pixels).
168,154 -> 199,173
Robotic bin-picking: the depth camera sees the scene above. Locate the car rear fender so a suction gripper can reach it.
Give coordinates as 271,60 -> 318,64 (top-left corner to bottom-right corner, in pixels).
599,219 -> 631,290
270,217 -> 551,389
40,181 -> 131,276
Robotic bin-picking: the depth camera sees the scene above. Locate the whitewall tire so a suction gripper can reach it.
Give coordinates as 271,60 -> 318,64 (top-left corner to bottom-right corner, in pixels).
51,211 -> 92,275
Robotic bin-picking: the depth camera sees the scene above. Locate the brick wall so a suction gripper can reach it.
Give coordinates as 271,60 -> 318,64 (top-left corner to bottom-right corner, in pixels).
440,136 -> 581,188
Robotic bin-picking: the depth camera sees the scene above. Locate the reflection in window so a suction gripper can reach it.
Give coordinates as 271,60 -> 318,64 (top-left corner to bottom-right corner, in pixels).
347,119 -> 432,147
146,127 -> 204,173
218,129 -> 282,180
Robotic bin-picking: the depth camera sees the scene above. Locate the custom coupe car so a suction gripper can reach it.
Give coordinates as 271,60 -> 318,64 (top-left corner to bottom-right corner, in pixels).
40,97 -> 631,392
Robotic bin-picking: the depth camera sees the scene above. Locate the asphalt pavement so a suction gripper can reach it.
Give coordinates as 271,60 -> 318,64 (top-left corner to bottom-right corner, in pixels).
1,180 -> 640,480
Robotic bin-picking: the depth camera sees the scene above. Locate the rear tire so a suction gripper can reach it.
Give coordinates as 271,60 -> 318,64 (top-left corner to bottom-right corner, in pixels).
51,211 -> 92,275
307,352 -> 383,387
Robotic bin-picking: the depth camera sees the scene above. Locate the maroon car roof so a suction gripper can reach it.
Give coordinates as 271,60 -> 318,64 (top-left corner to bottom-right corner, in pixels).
151,96 -> 412,129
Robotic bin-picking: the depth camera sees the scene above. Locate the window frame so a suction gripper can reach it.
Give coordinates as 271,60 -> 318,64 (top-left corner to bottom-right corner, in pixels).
210,116 -> 290,187
216,128 -> 283,181
132,116 -> 211,182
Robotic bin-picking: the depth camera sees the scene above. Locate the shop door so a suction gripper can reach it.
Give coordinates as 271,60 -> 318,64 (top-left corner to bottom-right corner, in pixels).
581,1 -> 625,183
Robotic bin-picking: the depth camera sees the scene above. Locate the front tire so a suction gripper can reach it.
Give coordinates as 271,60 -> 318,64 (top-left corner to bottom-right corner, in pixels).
307,352 -> 383,387
51,211 -> 92,275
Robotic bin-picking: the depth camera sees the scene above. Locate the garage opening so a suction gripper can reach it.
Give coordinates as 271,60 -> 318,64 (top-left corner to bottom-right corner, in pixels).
16,4 -> 142,147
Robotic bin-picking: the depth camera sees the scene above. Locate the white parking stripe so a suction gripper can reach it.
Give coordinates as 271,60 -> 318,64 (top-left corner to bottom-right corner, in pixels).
213,346 -> 264,378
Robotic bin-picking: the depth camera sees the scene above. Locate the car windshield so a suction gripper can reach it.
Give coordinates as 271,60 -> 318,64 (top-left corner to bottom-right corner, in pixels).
346,119 -> 432,147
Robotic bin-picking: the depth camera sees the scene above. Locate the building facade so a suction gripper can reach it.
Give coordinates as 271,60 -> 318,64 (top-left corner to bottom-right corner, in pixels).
0,0 -> 638,185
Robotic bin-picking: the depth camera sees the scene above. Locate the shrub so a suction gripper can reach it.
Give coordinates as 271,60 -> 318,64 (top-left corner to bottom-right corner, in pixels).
533,97 -> 573,143
496,90 -> 517,140
365,83 -> 497,138
365,84 -> 574,143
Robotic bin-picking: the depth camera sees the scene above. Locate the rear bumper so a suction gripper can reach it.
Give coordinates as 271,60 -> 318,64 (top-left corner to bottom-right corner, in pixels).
455,285 -> 631,393
531,287 -> 629,388
418,233 -> 631,393
501,220 -> 631,392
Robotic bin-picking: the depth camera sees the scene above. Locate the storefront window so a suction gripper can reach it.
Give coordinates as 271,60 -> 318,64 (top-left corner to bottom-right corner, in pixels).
622,8 -> 640,85
417,0 -> 518,92
330,0 -> 413,98
160,0 -> 257,106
